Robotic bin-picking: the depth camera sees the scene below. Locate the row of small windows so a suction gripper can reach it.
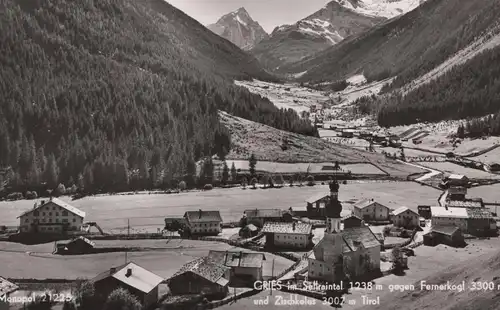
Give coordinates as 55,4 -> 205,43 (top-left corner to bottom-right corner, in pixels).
26,218 -> 76,223
33,210 -> 69,216
193,223 -> 219,227
276,235 -> 302,240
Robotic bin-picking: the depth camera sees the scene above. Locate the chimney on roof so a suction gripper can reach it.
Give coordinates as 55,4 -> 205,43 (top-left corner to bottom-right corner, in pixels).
125,268 -> 132,277
41,200 -> 45,205
199,209 -> 202,218
109,267 -> 116,275
292,222 -> 296,231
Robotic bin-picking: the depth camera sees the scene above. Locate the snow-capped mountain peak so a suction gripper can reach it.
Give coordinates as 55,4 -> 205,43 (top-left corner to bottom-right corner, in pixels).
332,0 -> 426,19
207,7 -> 269,50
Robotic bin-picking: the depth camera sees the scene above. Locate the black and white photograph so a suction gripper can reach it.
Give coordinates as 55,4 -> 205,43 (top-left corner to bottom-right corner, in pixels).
1,0 -> 500,309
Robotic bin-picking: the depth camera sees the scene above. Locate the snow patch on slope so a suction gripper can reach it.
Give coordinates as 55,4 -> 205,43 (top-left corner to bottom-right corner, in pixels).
236,15 -> 247,27
297,19 -> 344,44
334,0 -> 425,19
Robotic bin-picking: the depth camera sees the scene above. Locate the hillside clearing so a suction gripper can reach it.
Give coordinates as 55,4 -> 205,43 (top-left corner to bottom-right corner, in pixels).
219,111 -> 425,177
225,160 -> 385,175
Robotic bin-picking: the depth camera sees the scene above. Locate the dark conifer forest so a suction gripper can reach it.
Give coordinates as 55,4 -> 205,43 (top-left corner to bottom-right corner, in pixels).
0,0 -> 317,196
377,45 -> 500,128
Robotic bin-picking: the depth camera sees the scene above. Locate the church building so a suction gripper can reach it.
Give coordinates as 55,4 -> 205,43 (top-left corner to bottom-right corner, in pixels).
307,180 -> 381,282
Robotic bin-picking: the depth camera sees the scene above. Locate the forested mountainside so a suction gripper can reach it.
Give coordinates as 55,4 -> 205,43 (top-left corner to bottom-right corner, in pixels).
285,0 -> 500,87
0,0 -> 316,195
377,45 -> 500,128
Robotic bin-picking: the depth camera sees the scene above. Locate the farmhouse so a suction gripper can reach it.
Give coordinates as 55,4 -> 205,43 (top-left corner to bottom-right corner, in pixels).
0,277 -> 18,298
442,174 -> 469,188
18,197 -> 85,233
431,207 -> 496,235
391,207 -> 419,229
447,186 -> 467,201
306,193 -> 331,217
207,250 -> 266,285
308,181 -> 381,282
431,207 -> 468,232
92,262 -> 164,309
55,236 -> 95,254
184,210 -> 222,236
342,214 -> 364,229
243,209 -> 290,227
168,257 -> 229,298
353,199 -> 391,222
261,222 -> 313,250
423,226 -> 465,247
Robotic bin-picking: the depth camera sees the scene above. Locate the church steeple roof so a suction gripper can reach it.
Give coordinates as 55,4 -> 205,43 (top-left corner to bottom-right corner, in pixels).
325,179 -> 342,218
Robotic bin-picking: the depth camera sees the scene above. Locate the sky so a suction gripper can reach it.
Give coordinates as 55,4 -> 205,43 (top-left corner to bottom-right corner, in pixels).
166,0 -> 331,33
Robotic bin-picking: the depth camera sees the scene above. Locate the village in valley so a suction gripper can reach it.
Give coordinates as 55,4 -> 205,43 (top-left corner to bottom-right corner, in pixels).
1,78 -> 500,310
1,129 -> 500,310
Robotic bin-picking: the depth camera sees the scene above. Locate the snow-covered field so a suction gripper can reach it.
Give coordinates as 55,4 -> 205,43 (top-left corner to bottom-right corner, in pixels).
335,0 -> 426,19
234,79 -> 329,114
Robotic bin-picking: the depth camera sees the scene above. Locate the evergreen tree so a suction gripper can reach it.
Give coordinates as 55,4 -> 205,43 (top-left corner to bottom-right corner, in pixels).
230,162 -> 237,182
222,161 -> 229,185
249,154 -> 257,178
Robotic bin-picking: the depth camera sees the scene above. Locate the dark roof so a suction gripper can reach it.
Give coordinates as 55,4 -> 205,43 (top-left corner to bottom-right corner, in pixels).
341,226 -> 381,251
170,257 -> 229,285
92,262 -> 164,293
306,193 -> 330,204
0,277 -> 18,296
430,225 -> 461,236
207,250 -> 266,268
184,210 -> 222,223
244,209 -> 283,218
353,199 -> 375,209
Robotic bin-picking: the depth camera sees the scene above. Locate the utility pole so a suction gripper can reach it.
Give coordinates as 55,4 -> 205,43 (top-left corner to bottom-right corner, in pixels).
127,219 -> 130,236
270,258 -> 275,296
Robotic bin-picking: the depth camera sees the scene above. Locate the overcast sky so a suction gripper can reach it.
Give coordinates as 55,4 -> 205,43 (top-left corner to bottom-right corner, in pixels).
166,0 -> 331,33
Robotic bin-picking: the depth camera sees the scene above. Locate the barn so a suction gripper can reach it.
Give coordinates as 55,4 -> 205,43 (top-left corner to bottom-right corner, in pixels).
168,257 -> 229,299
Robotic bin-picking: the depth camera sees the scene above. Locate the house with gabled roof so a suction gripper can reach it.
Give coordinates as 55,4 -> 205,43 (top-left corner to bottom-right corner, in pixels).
56,236 -> 95,254
207,250 -> 266,284
244,209 -> 289,227
261,222 -> 313,250
184,209 -> 222,236
168,257 -> 229,298
352,199 -> 391,222
18,197 -> 86,234
91,262 -> 164,309
391,206 -> 419,229
423,226 -> 465,247
305,193 -> 331,217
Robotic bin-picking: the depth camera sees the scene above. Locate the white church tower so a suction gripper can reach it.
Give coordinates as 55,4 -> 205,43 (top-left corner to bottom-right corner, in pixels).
321,179 -> 344,262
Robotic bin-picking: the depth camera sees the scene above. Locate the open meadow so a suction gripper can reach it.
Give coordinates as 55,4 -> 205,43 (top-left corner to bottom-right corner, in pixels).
468,184 -> 500,203
0,239 -> 293,280
417,162 -> 500,179
0,182 -> 440,232
470,146 -> 500,164
225,160 -> 386,175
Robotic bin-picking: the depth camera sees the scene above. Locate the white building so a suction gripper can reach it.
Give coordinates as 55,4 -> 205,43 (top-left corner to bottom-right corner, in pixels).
353,199 -> 391,222
184,210 -> 222,236
18,197 -> 85,233
261,222 -> 313,249
430,206 -> 468,231
308,181 -> 381,282
391,207 -> 419,229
